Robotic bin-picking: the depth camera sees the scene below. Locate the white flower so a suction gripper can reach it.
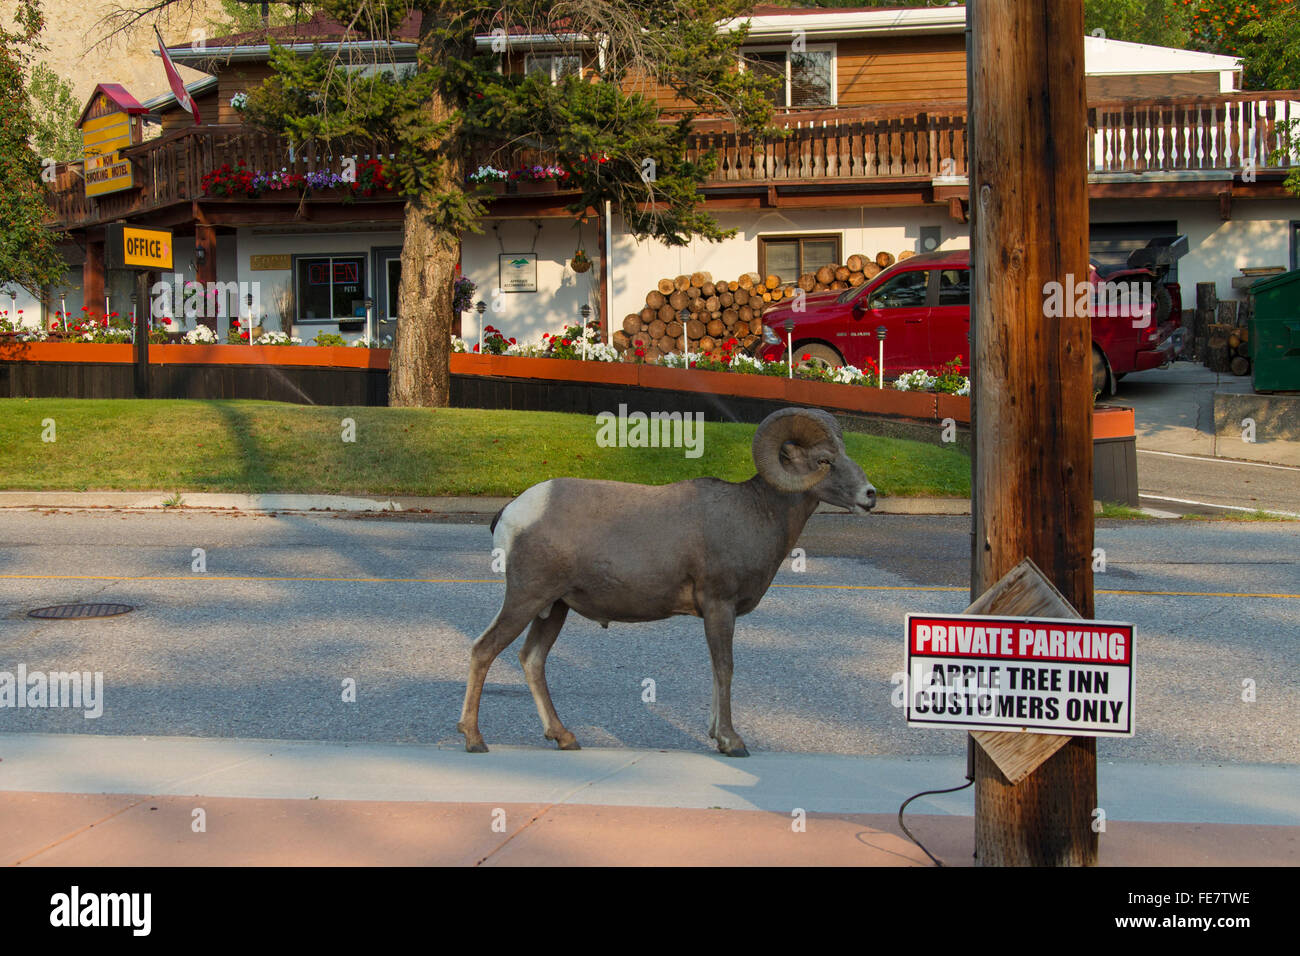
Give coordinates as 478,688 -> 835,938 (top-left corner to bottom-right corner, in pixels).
893,369 -> 937,392
183,325 -> 218,344
259,331 -> 301,346
451,336 -> 469,353
230,92 -> 248,110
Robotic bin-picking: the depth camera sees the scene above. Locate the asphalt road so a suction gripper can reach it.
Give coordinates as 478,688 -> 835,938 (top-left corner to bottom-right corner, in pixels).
0,510 -> 1296,765
1136,450 -> 1300,516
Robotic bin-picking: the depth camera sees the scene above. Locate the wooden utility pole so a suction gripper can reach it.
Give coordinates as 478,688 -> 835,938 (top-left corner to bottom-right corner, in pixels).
969,0 -> 1098,866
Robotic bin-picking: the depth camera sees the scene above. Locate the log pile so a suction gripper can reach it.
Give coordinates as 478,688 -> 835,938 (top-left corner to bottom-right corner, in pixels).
1205,298 -> 1253,376
614,251 -> 915,360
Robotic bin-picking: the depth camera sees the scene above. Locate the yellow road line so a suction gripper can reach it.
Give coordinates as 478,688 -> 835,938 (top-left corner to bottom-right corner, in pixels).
1,574 -> 1297,600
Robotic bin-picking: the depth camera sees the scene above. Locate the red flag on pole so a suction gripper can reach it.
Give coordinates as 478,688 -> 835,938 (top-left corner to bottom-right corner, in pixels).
156,28 -> 201,125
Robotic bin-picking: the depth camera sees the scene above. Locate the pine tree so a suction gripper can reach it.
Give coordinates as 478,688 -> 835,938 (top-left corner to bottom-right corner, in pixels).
1,0 -> 67,298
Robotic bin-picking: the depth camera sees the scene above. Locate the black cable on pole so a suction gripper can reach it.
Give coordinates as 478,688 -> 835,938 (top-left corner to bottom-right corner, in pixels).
897,777 -> 973,868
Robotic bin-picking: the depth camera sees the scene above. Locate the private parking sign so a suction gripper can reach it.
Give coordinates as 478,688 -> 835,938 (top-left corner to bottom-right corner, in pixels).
904,613 -> 1135,737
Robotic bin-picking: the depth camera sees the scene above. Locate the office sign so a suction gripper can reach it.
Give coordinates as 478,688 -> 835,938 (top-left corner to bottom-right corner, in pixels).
106,224 -> 174,271
903,613 -> 1134,737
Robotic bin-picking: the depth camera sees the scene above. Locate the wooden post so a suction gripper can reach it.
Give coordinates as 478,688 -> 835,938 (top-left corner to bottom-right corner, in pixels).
1194,282 -> 1217,363
195,223 -> 218,333
134,271 -> 151,398
83,240 -> 105,320
969,0 -> 1098,866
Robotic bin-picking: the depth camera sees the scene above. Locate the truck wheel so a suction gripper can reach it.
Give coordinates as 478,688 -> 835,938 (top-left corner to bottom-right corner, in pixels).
794,343 -> 845,370
1153,284 -> 1172,326
1091,345 -> 1110,399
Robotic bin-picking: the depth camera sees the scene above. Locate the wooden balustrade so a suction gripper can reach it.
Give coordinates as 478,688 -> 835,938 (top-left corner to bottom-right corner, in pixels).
44,90 -> 1300,230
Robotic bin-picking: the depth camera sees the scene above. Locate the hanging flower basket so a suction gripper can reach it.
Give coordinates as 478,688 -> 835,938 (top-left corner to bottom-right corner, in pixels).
571,249 -> 592,273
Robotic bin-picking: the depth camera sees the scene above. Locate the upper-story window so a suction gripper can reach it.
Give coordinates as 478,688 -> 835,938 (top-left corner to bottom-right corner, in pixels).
525,54 -> 582,83
742,45 -> 836,108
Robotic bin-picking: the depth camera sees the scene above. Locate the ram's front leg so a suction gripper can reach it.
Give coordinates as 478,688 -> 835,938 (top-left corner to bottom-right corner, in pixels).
702,603 -> 748,757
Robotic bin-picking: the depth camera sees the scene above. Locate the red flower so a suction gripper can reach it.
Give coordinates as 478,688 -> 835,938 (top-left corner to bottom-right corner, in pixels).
163,318 -> 172,326
472,343 -> 480,352
802,353 -> 811,361
508,337 -> 516,344
81,306 -> 89,311
231,319 -> 240,328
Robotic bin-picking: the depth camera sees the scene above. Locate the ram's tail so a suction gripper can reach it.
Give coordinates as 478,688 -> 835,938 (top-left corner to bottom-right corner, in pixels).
489,505 -> 506,534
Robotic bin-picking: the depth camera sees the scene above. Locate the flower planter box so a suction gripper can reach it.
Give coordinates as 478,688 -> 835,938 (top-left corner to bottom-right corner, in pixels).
515,180 -> 558,195
487,355 -> 637,385
935,393 -> 972,424
0,341 -> 133,363
150,344 -> 390,370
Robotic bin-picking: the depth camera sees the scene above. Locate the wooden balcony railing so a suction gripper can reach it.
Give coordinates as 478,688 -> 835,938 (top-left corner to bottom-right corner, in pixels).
45,90 -> 1300,230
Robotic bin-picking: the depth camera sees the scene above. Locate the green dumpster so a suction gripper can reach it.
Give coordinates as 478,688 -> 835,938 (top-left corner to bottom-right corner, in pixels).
1248,269 -> 1300,392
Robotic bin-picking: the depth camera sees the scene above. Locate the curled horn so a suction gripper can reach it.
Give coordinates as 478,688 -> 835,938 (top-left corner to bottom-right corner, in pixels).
752,408 -> 834,493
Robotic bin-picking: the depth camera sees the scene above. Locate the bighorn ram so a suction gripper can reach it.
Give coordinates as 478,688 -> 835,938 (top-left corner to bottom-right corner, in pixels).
457,406 -> 876,757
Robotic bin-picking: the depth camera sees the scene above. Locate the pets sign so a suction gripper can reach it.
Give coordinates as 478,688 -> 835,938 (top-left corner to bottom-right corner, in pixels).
903,613 -> 1134,737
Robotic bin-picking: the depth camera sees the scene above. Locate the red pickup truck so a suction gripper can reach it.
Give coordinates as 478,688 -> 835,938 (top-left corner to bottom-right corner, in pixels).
758,245 -> 1185,396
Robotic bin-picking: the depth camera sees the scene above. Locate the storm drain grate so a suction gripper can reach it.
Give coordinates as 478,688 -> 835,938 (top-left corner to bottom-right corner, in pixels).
28,603 -> 135,620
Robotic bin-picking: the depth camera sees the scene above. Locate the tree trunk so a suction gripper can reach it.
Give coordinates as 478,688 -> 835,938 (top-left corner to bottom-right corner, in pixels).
389,10 -> 473,408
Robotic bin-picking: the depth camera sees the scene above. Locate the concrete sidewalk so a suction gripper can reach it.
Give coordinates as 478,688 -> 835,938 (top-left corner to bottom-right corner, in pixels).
2,734 -> 1296,866
1122,363 -> 1299,466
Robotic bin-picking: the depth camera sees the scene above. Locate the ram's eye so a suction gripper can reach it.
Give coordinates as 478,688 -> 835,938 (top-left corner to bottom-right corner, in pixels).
818,458 -> 834,468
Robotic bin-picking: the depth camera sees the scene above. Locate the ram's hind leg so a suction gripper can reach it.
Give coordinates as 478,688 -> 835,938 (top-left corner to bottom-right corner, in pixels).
519,600 -> 580,750
458,600 -> 546,753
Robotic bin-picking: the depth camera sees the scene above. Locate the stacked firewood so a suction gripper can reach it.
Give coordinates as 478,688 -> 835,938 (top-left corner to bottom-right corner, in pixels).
614,251 -> 912,360
1205,298 -> 1253,376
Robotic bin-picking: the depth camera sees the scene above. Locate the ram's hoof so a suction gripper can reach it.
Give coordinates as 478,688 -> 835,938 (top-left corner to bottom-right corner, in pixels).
549,731 -> 581,750
557,739 -> 582,751
722,744 -> 750,758
465,741 -> 489,753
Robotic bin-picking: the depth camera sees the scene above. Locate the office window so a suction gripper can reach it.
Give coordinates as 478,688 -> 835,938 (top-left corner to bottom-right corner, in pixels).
524,54 -> 581,83
742,47 -> 836,108
296,255 -> 366,322
759,234 -> 841,283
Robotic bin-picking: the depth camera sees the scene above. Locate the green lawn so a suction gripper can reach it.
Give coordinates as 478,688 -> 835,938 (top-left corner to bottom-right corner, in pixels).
0,399 -> 971,498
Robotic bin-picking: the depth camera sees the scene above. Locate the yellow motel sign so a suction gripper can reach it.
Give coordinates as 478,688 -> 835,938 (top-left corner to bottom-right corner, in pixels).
106,224 -> 174,271
78,87 -> 144,199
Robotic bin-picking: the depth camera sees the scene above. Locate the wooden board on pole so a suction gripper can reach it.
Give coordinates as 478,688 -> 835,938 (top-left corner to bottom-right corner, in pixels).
964,558 -> 1080,784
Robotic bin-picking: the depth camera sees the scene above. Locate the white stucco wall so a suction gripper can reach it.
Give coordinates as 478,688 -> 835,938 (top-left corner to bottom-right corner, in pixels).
460,219 -> 602,346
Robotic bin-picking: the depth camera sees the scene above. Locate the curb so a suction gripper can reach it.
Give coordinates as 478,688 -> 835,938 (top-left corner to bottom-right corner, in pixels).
0,491 -> 973,516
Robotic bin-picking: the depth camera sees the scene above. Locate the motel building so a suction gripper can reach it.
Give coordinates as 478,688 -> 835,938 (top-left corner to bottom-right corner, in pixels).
22,5 -> 1300,354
